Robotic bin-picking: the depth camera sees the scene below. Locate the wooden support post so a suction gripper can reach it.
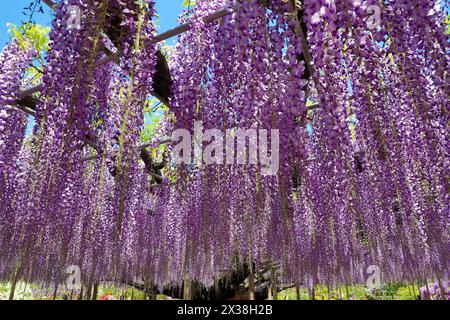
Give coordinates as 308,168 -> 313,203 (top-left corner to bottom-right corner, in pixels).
92,282 -> 99,300
411,281 -> 418,300
436,274 -> 448,300
296,286 -> 301,300
345,282 -> 350,300
268,269 -> 278,300
310,280 -> 316,300
268,282 -> 274,300
148,289 -> 157,300
9,271 -> 19,300
182,279 -> 193,300
248,270 -> 255,300
85,282 -> 93,300
52,283 -> 59,300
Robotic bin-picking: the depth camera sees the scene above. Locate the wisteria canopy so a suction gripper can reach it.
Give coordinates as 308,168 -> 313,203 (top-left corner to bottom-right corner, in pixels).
0,0 -> 448,300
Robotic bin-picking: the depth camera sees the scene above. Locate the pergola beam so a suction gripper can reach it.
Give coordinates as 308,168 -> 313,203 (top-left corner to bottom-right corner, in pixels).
14,102 -> 320,118
80,137 -> 172,163
153,7 -> 233,43
288,2 -> 323,101
18,84 -> 43,101
15,104 -> 36,117
42,0 -> 57,9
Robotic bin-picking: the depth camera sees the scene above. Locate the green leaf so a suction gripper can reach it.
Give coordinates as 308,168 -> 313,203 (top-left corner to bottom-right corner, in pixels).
446,14 -> 450,35
7,22 -> 50,53
181,0 -> 196,8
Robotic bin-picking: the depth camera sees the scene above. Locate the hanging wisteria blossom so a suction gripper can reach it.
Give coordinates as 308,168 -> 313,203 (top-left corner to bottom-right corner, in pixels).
0,0 -> 448,301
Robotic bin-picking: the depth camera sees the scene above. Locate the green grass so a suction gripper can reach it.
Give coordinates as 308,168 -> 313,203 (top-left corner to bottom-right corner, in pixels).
0,281 -> 421,300
277,283 -> 419,300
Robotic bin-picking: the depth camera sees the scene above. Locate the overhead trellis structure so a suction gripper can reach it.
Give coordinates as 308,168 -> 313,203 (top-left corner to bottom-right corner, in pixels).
0,0 -> 449,300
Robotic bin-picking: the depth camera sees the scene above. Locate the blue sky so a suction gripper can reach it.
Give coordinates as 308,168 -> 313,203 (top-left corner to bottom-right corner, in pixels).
0,0 -> 186,48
